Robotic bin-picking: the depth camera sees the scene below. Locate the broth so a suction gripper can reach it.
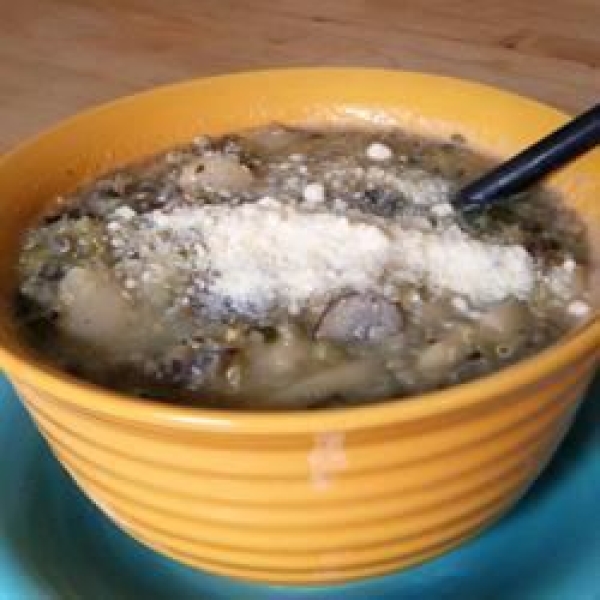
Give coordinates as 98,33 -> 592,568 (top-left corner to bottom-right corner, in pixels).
15,126 -> 592,409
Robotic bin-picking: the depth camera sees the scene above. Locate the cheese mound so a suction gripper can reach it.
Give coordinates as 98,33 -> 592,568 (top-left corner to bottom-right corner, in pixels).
109,197 -> 535,316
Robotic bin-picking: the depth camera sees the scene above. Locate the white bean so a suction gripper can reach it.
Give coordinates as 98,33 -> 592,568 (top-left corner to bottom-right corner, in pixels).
179,154 -> 253,192
59,267 -> 135,353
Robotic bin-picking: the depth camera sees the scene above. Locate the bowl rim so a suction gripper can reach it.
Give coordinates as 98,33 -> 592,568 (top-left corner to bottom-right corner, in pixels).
0,67 -> 598,433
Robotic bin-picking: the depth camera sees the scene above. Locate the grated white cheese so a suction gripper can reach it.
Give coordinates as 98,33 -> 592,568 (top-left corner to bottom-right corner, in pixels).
109,198 -> 536,316
451,296 -> 469,312
303,182 -> 326,204
112,206 -> 137,221
387,224 -> 534,304
182,202 -> 388,315
365,166 -> 451,206
366,142 -> 393,161
567,300 -> 590,318
430,202 -> 455,218
547,259 -> 578,300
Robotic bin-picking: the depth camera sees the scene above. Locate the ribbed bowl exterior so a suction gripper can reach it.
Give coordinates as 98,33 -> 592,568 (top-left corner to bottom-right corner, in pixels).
0,70 -> 598,584
11,355 -> 596,584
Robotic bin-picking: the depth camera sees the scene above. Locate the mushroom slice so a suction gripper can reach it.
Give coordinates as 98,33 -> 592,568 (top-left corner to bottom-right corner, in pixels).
316,293 -> 403,343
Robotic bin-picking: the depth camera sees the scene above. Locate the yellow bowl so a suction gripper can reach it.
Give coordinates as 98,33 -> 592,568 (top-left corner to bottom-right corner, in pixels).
0,69 -> 598,585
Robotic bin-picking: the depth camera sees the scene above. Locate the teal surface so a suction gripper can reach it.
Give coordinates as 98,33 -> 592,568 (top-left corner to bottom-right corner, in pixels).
0,374 -> 599,600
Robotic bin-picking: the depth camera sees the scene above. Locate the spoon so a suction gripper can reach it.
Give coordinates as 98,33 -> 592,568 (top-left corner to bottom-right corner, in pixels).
455,103 -> 600,211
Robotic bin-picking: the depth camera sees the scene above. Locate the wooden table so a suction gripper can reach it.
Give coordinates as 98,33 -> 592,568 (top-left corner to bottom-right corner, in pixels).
1,0 -> 599,152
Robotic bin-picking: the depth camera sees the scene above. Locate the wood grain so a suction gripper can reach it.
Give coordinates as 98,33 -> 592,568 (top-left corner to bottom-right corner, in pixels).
1,0 -> 599,152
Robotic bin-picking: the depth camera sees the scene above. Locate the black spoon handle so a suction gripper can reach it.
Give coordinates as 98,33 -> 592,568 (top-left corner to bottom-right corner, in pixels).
456,103 -> 600,210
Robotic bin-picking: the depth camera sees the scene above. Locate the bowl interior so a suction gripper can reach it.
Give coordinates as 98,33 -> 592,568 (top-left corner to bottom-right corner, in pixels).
0,68 -> 598,430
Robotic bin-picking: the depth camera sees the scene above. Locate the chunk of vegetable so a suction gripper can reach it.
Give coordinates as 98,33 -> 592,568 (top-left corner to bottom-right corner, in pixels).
316,293 -> 403,343
270,359 -> 395,408
58,267 -> 157,357
179,154 -> 253,192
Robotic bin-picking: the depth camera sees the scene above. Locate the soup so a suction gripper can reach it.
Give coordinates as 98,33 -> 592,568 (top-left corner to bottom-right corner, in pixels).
15,126 -> 592,409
